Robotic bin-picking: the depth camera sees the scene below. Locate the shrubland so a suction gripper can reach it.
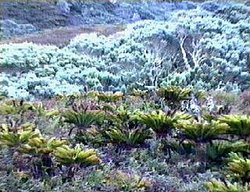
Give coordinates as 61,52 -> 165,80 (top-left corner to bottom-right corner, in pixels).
0,2 -> 249,191
1,3 -> 249,100
0,87 -> 249,191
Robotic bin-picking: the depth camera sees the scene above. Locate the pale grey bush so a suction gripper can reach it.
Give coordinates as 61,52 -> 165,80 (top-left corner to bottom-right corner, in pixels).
1,3 -> 249,99
67,7 -> 249,92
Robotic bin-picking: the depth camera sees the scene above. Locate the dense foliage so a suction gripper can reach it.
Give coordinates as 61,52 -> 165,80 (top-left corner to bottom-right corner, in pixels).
0,3 -> 249,100
0,1 -> 249,191
0,88 -> 249,191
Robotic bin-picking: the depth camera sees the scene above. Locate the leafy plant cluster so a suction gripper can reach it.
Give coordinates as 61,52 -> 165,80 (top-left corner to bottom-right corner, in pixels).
206,153 -> 250,192
0,120 -> 100,182
0,87 -> 249,191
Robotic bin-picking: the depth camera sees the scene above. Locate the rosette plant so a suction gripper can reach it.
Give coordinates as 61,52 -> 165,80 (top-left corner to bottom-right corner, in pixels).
157,86 -> 192,109
219,115 -> 250,140
227,153 -> 250,185
105,127 -> 153,148
134,110 -> 191,137
62,109 -> 105,136
0,123 -> 40,149
206,153 -> 250,191
0,100 -> 34,115
176,120 -> 229,144
95,91 -> 124,103
53,145 -> 101,181
206,141 -> 250,164
20,137 -> 67,178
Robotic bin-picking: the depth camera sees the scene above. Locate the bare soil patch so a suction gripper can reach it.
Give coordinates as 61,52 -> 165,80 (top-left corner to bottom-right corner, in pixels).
0,24 -> 125,47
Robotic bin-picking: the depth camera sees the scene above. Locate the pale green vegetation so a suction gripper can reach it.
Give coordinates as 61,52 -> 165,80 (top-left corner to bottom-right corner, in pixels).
0,1 -> 249,191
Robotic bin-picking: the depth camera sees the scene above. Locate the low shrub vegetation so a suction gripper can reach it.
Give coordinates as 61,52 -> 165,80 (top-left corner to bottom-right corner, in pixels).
0,1 -> 249,191
0,88 -> 249,191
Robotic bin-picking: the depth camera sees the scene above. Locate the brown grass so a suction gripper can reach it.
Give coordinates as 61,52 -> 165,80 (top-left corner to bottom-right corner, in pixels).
0,24 -> 125,47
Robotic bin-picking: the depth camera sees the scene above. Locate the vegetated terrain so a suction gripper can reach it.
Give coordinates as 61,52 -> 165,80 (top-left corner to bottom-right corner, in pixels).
0,0 -> 250,192
0,88 -> 250,191
0,25 -> 126,47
